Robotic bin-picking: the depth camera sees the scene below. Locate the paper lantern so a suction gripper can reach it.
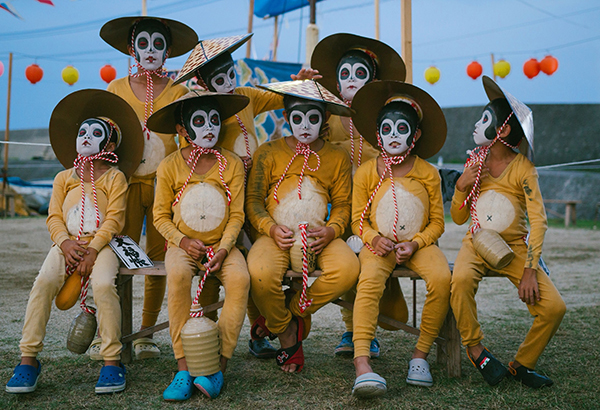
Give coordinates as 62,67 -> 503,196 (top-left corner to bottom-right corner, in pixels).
0,61 -> 4,77
493,60 -> 511,79
25,63 -> 44,84
424,66 -> 440,85
62,65 -> 79,86
466,61 -> 483,80
100,64 -> 117,84
523,58 -> 540,79
540,55 -> 558,75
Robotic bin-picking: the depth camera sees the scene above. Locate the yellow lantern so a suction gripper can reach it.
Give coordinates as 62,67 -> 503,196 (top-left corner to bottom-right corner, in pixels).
424,66 -> 440,85
493,60 -> 511,79
62,65 -> 79,86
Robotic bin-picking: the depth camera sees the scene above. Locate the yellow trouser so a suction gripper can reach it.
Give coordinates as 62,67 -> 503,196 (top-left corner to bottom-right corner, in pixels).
20,245 -> 122,360
247,236 -> 359,335
450,238 -> 566,369
166,246 -> 250,360
353,244 -> 451,358
122,182 -> 166,328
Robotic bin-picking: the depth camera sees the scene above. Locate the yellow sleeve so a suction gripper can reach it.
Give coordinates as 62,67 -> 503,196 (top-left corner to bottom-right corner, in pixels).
46,170 -> 71,247
326,149 -> 352,238
412,163 -> 445,249
216,154 -> 245,254
450,183 -> 470,225
243,87 -> 284,115
351,162 -> 380,246
246,144 -> 278,237
522,168 -> 547,269
88,169 -> 128,252
153,157 -> 186,247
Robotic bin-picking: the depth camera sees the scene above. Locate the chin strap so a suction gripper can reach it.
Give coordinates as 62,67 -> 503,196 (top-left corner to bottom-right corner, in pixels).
343,100 -> 364,169
189,246 -> 216,318
273,142 -> 321,204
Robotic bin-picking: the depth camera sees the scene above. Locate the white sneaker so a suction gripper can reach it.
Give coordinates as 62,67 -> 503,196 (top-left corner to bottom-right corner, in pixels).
352,372 -> 387,398
406,358 -> 433,387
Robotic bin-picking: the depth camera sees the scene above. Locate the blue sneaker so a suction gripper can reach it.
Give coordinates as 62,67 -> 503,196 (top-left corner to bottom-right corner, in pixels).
194,371 -> 224,399
249,338 -> 277,359
6,360 -> 41,393
370,338 -> 381,359
163,371 -> 194,401
95,363 -> 126,394
334,332 -> 354,356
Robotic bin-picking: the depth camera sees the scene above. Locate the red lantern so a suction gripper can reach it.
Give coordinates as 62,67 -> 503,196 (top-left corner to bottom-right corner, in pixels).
100,64 -> 117,84
523,58 -> 540,79
25,63 -> 44,84
466,61 -> 483,80
539,55 -> 558,75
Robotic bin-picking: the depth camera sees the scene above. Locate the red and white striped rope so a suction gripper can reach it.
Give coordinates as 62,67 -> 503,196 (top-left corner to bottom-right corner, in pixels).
235,114 -> 252,187
348,118 -> 364,168
297,222 -> 313,313
273,142 -> 321,204
190,246 -> 215,318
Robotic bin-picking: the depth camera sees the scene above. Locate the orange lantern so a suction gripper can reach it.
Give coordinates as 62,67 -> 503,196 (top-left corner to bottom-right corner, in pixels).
61,65 -> 79,86
100,64 -> 117,84
25,63 -> 44,84
466,61 -> 483,80
539,55 -> 558,75
424,66 -> 440,85
493,59 -> 511,79
523,58 -> 540,79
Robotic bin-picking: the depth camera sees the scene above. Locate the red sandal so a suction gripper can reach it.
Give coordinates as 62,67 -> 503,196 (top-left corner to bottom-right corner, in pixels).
275,316 -> 305,373
250,315 -> 276,341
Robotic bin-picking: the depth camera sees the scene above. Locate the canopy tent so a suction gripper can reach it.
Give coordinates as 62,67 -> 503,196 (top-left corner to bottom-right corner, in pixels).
253,0 -> 325,18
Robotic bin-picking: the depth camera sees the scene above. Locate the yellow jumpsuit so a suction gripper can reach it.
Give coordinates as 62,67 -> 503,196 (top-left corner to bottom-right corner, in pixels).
107,76 -> 188,328
450,153 -> 566,369
153,148 -> 249,360
20,167 -> 127,361
246,137 -> 359,335
351,157 -> 451,357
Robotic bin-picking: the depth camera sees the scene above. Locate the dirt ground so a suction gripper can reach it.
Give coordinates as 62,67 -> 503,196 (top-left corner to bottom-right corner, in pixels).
0,216 -> 598,369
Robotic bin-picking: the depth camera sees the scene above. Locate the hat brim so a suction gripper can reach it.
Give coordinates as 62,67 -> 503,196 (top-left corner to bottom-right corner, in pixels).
310,33 -> 406,100
351,81 -> 447,159
49,89 -> 144,178
147,90 -> 250,135
173,33 -> 253,86
100,16 -> 198,58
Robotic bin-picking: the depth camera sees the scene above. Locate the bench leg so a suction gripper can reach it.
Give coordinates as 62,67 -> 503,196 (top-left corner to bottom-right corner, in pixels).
436,307 -> 461,378
117,274 -> 133,364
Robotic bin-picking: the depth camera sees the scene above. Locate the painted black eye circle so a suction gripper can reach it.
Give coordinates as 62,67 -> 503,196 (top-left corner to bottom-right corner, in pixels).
381,124 -> 392,135
137,37 -> 148,50
309,114 -> 320,125
93,129 -> 103,137
229,70 -> 235,79
340,68 -> 350,80
210,114 -> 219,125
398,123 -> 408,134
292,114 -> 302,125
79,129 -> 86,137
193,115 -> 205,127
215,77 -> 225,86
355,67 -> 368,80
153,37 -> 165,50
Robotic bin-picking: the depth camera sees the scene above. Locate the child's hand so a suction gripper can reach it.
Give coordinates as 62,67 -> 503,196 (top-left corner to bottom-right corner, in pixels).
395,241 -> 418,265
308,226 -> 335,255
290,68 -> 322,81
204,249 -> 228,273
60,239 -> 89,267
180,237 -> 206,260
270,225 -> 295,251
76,247 -> 98,277
371,236 -> 394,257
241,156 -> 253,172
456,163 -> 488,192
518,267 -> 540,305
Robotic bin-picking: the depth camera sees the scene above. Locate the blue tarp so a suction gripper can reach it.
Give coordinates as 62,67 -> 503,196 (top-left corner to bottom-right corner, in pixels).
254,0 -> 325,18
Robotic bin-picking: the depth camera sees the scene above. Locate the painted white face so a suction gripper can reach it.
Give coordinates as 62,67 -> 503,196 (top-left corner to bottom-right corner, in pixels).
135,30 -> 167,71
289,108 -> 323,145
210,66 -> 236,94
338,62 -> 370,102
77,119 -> 108,157
379,110 -> 414,156
188,109 -> 221,149
473,108 -> 495,146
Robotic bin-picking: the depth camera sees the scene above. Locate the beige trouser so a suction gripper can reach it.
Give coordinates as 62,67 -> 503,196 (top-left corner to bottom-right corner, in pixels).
247,236 -> 359,335
166,246 -> 250,360
451,238 -> 566,369
122,181 -> 166,328
20,245 -> 122,360
353,244 -> 451,358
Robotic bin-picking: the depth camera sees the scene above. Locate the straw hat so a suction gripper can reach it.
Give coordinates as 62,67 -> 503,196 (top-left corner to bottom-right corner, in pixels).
100,16 -> 198,58
173,34 -> 253,85
310,33 -> 406,100
351,80 -> 447,159
257,80 -> 353,117
49,89 -> 144,178
482,75 -> 534,161
147,89 -> 250,134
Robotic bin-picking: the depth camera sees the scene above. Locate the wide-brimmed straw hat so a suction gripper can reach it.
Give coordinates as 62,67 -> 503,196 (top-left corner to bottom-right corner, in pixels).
49,89 -> 144,178
482,75 -> 534,161
173,33 -> 253,85
147,89 -> 250,134
351,80 -> 447,159
100,16 -> 198,58
310,33 -> 406,100
257,80 -> 353,117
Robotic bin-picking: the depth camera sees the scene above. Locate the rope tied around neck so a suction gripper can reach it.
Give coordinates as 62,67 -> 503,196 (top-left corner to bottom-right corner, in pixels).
273,142 -> 321,204
235,114 -> 252,187
190,246 -> 216,318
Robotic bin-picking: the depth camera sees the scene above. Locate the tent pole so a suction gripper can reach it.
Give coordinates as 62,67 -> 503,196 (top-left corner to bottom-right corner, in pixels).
401,0 -> 412,83
3,52 -> 13,215
247,0 -> 254,58
305,0 -> 319,65
375,0 -> 380,40
141,0 -> 147,16
272,15 -> 279,61
491,53 -> 497,81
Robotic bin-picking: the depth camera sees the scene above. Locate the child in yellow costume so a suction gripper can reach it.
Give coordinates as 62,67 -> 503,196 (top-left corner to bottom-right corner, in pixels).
148,90 -> 250,400
245,80 -> 359,373
5,90 -> 143,395
311,33 -> 409,357
450,76 -> 565,388
99,16 -> 197,359
348,81 -> 450,397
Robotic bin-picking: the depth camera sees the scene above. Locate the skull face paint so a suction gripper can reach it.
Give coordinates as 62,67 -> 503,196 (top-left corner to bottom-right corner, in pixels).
473,103 -> 498,146
336,50 -> 375,102
181,100 -> 221,148
377,102 -> 419,156
201,54 -> 236,94
132,20 -> 170,71
284,98 -> 325,145
77,119 -> 111,157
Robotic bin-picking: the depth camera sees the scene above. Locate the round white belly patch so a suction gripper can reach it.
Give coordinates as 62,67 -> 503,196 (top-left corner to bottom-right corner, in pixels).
476,190 -> 515,233
272,177 -> 328,235
232,132 -> 258,158
134,126 -> 166,177
375,182 -> 424,242
179,183 -> 226,233
66,195 -> 104,237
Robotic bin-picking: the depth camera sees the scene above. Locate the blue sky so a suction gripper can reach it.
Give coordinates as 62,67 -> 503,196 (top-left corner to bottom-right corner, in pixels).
1,0 -> 599,130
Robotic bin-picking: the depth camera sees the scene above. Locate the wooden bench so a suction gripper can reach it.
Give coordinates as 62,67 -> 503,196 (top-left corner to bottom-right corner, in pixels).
118,262 -> 503,378
544,199 -> 581,227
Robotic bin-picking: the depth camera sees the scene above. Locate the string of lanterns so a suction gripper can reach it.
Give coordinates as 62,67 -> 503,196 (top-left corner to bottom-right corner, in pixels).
2,62 -> 119,85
